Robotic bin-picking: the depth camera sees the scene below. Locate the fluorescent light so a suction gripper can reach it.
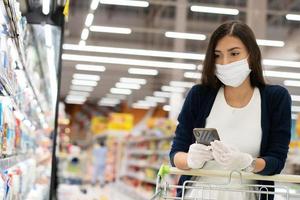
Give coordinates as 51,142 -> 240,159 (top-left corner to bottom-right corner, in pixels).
153,91 -> 172,98
292,106 -> 300,112
73,73 -> 100,81
115,82 -> 141,90
66,95 -> 87,102
184,72 -> 202,79
110,88 -> 132,95
72,79 -> 98,86
170,81 -> 194,88
79,40 -> 86,46
90,0 -> 99,10
161,86 -> 185,93
256,39 -> 285,47
165,31 -> 206,41
90,26 -> 132,34
99,98 -> 121,105
163,105 -> 171,112
106,94 -> 127,100
70,85 -> 94,92
120,77 -> 146,85
81,28 -> 89,40
128,68 -> 158,76
145,96 -> 166,103
263,70 -> 300,80
132,103 -> 150,110
198,64 -> 203,70
69,91 -> 90,97
286,14 -> 300,21
284,80 -> 300,87
292,113 -> 298,120
62,54 -> 197,70
291,95 -> 300,102
263,59 -> 300,68
63,44 -> 204,60
76,64 -> 106,72
65,100 -> 85,105
42,0 -> 50,15
99,0 -> 149,7
137,100 -> 157,107
190,5 -> 239,15
98,102 -> 118,107
85,13 -> 94,27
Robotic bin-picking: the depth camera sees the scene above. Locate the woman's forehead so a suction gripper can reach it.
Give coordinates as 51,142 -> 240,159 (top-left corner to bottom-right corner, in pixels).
215,36 -> 246,51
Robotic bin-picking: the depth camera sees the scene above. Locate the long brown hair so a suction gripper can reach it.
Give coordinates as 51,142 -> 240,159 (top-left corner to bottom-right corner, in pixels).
201,20 -> 266,89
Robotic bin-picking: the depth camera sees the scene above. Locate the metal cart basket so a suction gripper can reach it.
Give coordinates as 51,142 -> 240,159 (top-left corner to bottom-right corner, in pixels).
151,165 -> 300,200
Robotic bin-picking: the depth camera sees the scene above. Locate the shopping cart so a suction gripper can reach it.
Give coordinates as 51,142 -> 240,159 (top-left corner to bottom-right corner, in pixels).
151,165 -> 300,200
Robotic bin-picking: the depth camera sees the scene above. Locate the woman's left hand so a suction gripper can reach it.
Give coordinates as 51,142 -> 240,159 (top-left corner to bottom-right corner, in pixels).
210,140 -> 253,170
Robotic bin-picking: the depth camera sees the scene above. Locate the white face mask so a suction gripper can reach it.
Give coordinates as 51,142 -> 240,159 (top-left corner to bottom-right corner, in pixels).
215,57 -> 251,87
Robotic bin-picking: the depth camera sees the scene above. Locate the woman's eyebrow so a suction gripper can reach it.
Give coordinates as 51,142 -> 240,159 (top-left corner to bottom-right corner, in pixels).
214,47 -> 241,52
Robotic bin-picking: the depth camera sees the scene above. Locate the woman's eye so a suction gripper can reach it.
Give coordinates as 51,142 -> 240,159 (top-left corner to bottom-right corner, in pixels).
231,52 -> 240,56
214,54 -> 220,58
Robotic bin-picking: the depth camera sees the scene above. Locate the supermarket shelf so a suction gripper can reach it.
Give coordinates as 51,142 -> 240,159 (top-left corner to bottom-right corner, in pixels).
124,172 -> 157,185
128,135 -> 173,144
0,154 -> 31,170
2,0 -> 46,114
116,181 -> 152,200
127,160 -> 161,170
128,149 -> 169,156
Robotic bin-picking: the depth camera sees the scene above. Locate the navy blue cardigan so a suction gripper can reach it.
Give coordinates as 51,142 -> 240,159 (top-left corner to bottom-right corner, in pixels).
169,84 -> 291,200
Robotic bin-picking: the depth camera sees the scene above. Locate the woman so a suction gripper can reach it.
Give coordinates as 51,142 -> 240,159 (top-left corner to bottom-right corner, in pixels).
169,20 -> 291,200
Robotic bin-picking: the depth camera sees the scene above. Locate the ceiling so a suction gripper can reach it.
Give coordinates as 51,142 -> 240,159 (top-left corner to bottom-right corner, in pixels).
61,0 -> 300,114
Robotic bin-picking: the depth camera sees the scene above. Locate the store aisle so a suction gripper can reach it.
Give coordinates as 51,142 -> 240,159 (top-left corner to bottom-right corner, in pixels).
58,183 -> 134,200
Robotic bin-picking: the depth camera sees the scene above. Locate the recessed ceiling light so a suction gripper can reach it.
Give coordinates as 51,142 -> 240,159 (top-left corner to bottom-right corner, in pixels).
90,26 -> 132,34
110,88 -> 132,95
72,79 -> 98,86
165,31 -> 206,41
99,0 -> 149,8
115,82 -> 141,90
128,68 -> 158,76
190,5 -> 239,15
120,77 -> 147,85
73,73 -> 100,81
75,64 -> 106,72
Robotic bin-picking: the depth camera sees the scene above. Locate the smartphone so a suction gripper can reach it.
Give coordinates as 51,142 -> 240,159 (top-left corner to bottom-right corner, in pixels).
193,128 -> 220,146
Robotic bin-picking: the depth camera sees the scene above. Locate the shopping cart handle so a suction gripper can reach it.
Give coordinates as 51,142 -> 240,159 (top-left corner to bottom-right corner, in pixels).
167,166 -> 300,183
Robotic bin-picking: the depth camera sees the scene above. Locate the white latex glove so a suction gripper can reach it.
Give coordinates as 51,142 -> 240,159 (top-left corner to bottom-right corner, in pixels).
187,143 -> 213,169
211,141 -> 253,170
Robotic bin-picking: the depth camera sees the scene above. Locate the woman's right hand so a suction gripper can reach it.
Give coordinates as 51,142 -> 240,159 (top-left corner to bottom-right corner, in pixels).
187,143 -> 213,169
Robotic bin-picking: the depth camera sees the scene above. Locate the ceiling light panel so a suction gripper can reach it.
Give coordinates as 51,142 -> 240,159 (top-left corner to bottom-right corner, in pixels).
161,86 -> 185,93
190,5 -> 239,15
256,39 -> 285,47
72,79 -> 98,86
184,72 -> 202,79
81,28 -> 89,40
69,91 -> 90,97
120,77 -> 146,85
291,95 -> 300,102
73,73 -> 100,81
115,82 -> 141,90
263,59 -> 300,68
284,80 -> 300,87
75,64 -> 106,72
263,71 -> 300,79
128,68 -> 158,76
286,14 -> 300,21
62,54 -> 196,70
85,13 -> 94,27
106,94 -> 127,100
153,91 -> 172,98
90,0 -> 99,10
145,96 -> 166,103
62,44 -> 204,60
90,26 -> 132,34
165,31 -> 206,40
70,85 -> 95,92
99,0 -> 149,7
110,88 -> 132,95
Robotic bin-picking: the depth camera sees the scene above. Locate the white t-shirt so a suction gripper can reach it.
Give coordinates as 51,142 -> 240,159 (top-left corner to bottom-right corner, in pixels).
186,87 -> 262,200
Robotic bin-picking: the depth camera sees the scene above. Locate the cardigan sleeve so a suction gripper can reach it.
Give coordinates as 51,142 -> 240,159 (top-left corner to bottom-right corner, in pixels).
169,85 -> 199,167
258,86 -> 291,175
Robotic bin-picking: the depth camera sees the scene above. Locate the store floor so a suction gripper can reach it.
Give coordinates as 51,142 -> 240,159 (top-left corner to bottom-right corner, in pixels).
57,183 -> 134,200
